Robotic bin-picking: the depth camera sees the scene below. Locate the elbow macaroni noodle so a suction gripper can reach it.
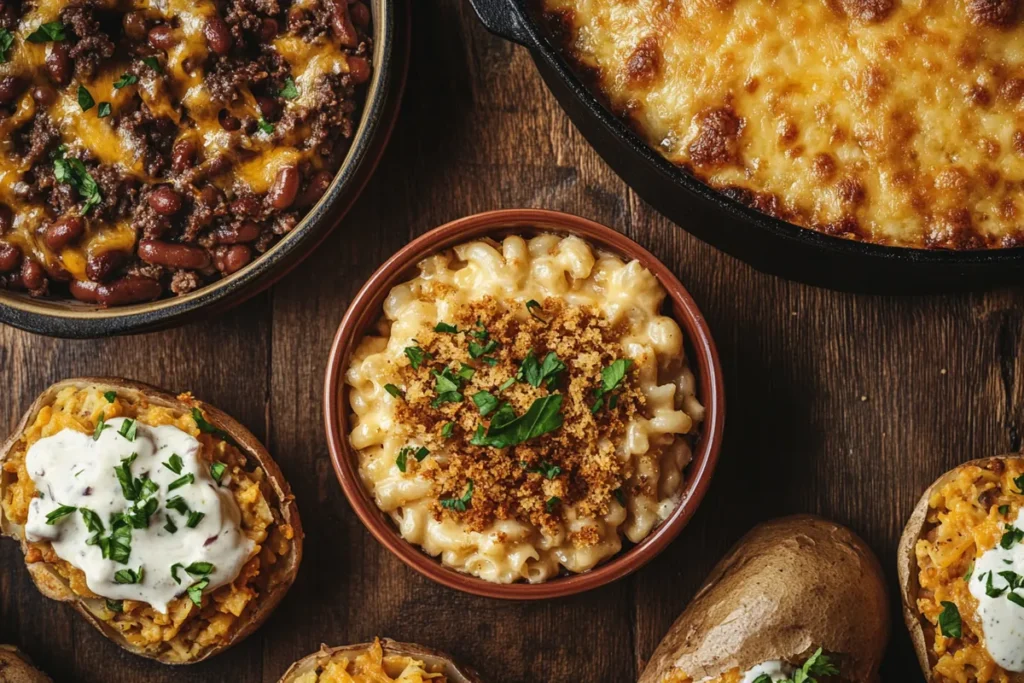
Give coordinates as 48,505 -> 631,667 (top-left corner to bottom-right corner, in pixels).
346,234 -> 704,583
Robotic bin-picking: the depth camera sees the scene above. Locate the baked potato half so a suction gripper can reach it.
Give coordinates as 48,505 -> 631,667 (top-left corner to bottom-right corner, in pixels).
899,455 -> 1024,682
0,378 -> 303,664
0,646 -> 52,683
278,638 -> 484,683
639,515 -> 889,683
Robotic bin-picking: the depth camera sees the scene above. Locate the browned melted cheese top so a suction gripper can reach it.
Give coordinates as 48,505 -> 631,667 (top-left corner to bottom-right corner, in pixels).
541,0 -> 1024,249
0,0 -> 355,282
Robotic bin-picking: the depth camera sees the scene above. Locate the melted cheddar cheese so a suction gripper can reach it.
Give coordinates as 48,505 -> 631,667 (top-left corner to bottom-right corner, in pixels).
287,640 -> 448,683
539,0 -> 1024,249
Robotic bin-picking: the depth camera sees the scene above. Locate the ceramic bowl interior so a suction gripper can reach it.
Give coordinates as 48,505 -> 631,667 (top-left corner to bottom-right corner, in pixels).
323,208 -> 725,599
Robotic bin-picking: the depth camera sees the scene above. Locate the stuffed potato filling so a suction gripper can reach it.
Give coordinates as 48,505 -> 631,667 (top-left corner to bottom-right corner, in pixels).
288,639 -> 449,683
664,649 -> 839,683
1,386 -> 295,663
914,458 -> 1024,682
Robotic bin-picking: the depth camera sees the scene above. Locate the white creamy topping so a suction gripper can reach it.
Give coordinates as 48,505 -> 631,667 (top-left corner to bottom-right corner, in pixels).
24,418 -> 253,614
696,661 -> 794,683
968,508 -> 1024,671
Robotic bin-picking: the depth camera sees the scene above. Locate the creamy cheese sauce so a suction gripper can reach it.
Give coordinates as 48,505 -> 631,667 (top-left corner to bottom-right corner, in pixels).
23,418 -> 252,614
969,509 -> 1024,671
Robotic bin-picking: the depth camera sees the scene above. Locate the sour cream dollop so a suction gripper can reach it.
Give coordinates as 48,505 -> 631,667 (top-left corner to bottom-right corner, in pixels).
24,418 -> 253,614
968,508 -> 1024,671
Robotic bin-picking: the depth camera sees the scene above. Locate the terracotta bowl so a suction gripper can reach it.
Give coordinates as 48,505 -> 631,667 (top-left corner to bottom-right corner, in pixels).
323,208 -> 725,599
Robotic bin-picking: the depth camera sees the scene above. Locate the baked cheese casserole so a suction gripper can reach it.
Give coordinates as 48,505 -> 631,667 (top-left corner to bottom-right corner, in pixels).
538,0 -> 1024,249
0,0 -> 371,305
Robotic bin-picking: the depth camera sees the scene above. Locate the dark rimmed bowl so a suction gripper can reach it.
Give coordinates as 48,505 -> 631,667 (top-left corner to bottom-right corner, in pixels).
323,208 -> 725,599
468,0 -> 1024,294
0,0 -> 409,339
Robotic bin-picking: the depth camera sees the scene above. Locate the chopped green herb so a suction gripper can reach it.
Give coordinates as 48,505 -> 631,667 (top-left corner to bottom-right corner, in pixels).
526,299 -> 546,323
80,508 -> 104,535
545,496 -> 560,512
0,30 -> 12,63
1015,473 -> 1024,493
125,496 -> 158,529
113,73 -> 138,89
165,496 -> 189,516
472,391 -> 500,417
470,395 -> 564,449
517,350 -> 565,388
777,648 -> 839,683
163,453 -> 184,475
170,562 -> 184,584
97,101 -> 112,118
965,561 -> 975,583
279,76 -> 299,100
397,445 -> 430,472
53,148 -> 102,214
613,488 -> 626,506
114,453 -> 140,500
591,359 -> 634,412
384,383 -> 404,399
1010,592 -> 1024,608
1001,525 -> 1024,550
1000,570 -> 1024,591
118,418 -> 138,441
470,320 -> 489,340
186,511 -> 205,528
1001,505 -> 1011,515
457,363 -> 475,381
440,480 -> 474,512
986,570 -> 1006,597
187,577 -> 210,606
141,56 -> 161,72
104,390 -> 117,403
468,339 -> 498,359
93,415 -> 109,440
210,461 -> 227,484
751,676 -> 772,683
190,408 -> 235,444
105,599 -> 123,612
167,473 -> 194,491
45,504 -> 77,524
441,422 -> 454,439
114,567 -> 143,584
498,376 -> 516,392
431,367 -> 464,407
434,322 -> 458,333
404,345 -> 430,370
26,21 -> 66,42
164,517 -> 177,534
528,461 -> 562,479
184,561 -> 214,577
938,601 -> 962,638
77,84 -> 95,111
257,117 -> 274,134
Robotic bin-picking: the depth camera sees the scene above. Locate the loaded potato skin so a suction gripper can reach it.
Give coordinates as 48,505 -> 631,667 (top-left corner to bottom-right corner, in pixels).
639,515 -> 889,683
0,646 -> 52,683
278,639 -> 485,683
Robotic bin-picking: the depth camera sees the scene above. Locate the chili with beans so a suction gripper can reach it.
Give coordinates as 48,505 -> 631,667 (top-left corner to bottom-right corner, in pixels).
0,0 -> 373,307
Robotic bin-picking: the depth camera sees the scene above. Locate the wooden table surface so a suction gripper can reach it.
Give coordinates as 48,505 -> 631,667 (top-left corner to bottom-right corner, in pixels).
3,2 -> 1022,681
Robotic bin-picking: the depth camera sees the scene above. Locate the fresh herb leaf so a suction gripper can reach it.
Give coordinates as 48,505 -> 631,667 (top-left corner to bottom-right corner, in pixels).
529,461 -> 562,479
80,508 -> 104,535
77,85 -> 95,111
106,599 -> 123,612
938,601 -> 962,638
985,570 -> 1005,597
468,339 -> 498,359
279,76 -> 299,99
613,488 -> 626,506
53,149 -> 102,215
1001,570 -> 1024,591
104,391 -> 117,403
526,299 -> 546,323
190,408 -> 234,444
184,561 -> 214,577
46,504 -> 77,524
163,453 -> 184,475
93,415 -> 109,440
0,30 -> 13,63
498,376 -> 516,392
103,519 -> 133,563
125,496 -> 158,529
97,101 -> 112,118
591,359 -> 634,412
1015,473 -> 1024,493
434,322 -> 458,333
965,561 -> 975,583
440,480 -> 474,512
118,418 -> 138,441
517,350 -> 565,388
114,567 -> 143,584
751,676 -> 772,683
432,391 -> 463,407
472,391 -> 500,417
396,448 -> 409,473
470,394 -> 564,449
26,21 -> 66,42
167,473 -> 194,491
470,320 -> 489,340
384,383 -> 404,399
165,496 -> 189,516
141,55 -> 161,72
113,73 -> 138,88
187,577 -> 210,606
170,562 -> 184,584
433,367 -> 462,394
257,117 -> 274,134
164,517 -> 177,534
1002,525 -> 1024,550
210,461 -> 226,484
441,422 -> 454,439
545,496 -> 560,512
404,345 -> 430,370
1010,592 -> 1024,608
457,363 -> 475,381
114,453 -> 139,500
796,648 -> 840,679
186,510 -> 205,528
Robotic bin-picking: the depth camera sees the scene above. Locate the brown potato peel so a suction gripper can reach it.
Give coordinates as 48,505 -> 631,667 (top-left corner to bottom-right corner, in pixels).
278,639 -> 485,683
0,377 -> 304,664
0,645 -> 52,683
639,515 -> 889,683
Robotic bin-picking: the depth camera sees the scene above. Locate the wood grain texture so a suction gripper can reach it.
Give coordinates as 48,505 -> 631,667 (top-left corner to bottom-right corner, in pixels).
2,1 -> 1022,681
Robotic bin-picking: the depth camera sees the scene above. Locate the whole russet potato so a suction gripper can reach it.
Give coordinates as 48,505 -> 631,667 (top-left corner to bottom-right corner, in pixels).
639,515 -> 889,683
0,378 -> 303,664
278,640 -> 484,682
0,646 -> 52,683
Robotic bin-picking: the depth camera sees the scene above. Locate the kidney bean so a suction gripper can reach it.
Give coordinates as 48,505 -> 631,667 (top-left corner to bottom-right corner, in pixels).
97,276 -> 162,306
0,76 -> 23,105
86,250 -> 129,282
230,194 -> 260,217
327,0 -> 358,47
46,43 -> 71,86
218,244 -> 251,274
350,2 -> 371,27
267,166 -> 300,209
256,96 -> 279,120
199,185 -> 224,207
259,18 -> 279,42
44,216 -> 85,251
123,11 -> 148,40
204,16 -> 233,55
148,185 -> 183,215
214,221 -> 260,244
346,56 -> 370,85
21,259 -> 45,291
0,242 -> 21,273
171,139 -> 197,173
138,239 -> 211,269
295,170 -> 334,209
31,85 -> 57,107
218,109 -> 241,131
0,204 -> 12,234
69,279 -> 102,304
42,259 -> 72,282
147,24 -> 177,50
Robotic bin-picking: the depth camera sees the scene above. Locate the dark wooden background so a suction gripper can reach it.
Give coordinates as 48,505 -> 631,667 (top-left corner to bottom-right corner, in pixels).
2,1 -> 1021,681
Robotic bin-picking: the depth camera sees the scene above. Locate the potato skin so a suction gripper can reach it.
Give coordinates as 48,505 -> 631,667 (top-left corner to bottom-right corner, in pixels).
897,455 -> 1024,683
0,377 -> 304,665
639,515 -> 889,683
0,646 -> 52,683
278,639 -> 484,683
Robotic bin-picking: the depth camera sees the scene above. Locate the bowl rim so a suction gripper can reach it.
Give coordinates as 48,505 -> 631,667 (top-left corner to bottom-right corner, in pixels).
0,0 -> 403,338
323,208 -> 725,599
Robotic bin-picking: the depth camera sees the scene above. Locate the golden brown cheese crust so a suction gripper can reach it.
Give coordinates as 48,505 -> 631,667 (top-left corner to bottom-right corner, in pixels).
538,0 -> 1024,249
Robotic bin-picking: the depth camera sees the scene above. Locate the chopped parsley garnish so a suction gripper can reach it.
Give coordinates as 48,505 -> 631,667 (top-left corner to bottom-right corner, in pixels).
526,299 -> 546,323
498,376 -> 516,392
528,461 -> 562,479
91,518 -> 132,564
384,383 -> 404,399
396,445 -> 429,473
165,496 -> 189,516
104,391 -> 117,403
114,453 -> 141,500
1010,592 -> 1024,608
27,21 -> 66,43
163,453 -> 184,475
1001,525 -> 1024,550
279,76 -> 299,99
938,601 -> 962,638
186,511 -> 205,528
210,461 -> 227,484
431,367 -> 464,407
184,561 -> 214,577
434,322 -> 458,333
472,391 -> 500,417
93,415 -> 109,440
985,570 -> 1006,597
97,102 -> 112,118
457,363 -> 475,381
754,648 -> 839,683
164,517 -> 177,534
53,149 -> 102,214
190,407 -> 235,444
45,505 -> 77,524
440,480 -> 474,512
1001,505 -> 1012,515
118,418 -> 138,441
113,72 -> 138,89
468,339 -> 498,359
77,85 -> 95,111
404,345 -> 429,370
170,562 -> 184,584
470,394 -> 564,449
0,29 -> 14,62
124,496 -> 158,529
167,473 -> 194,491
105,599 -> 123,612
517,350 -> 565,388
113,566 -> 143,584
441,422 -> 454,439
187,577 -> 210,606
1015,473 -> 1024,493
591,359 -> 633,412
141,55 -> 161,72
545,496 -> 560,512
257,117 -> 274,134
469,320 -> 489,340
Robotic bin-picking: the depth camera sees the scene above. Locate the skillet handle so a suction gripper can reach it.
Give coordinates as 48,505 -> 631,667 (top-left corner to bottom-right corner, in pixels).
468,0 -> 533,47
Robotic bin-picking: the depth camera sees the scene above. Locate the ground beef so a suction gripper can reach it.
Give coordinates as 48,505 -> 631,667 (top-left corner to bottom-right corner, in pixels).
62,6 -> 116,81
118,99 -> 178,177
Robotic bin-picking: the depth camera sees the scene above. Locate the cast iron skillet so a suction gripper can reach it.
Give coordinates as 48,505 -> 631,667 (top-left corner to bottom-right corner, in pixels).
0,0 -> 409,338
469,0 -> 1024,293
